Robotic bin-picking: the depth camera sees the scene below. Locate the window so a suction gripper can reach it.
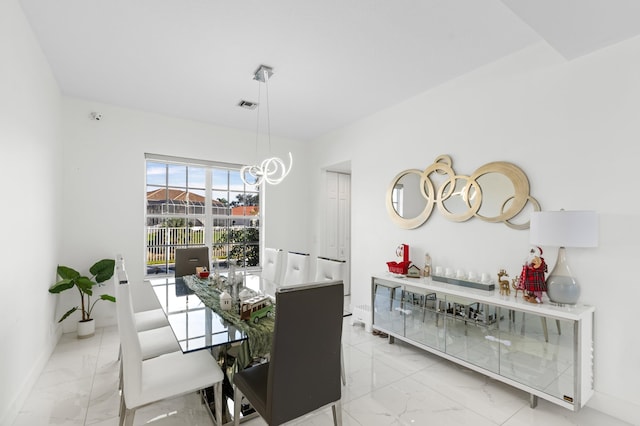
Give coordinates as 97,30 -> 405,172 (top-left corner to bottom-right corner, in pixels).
145,154 -> 260,276
392,183 -> 403,216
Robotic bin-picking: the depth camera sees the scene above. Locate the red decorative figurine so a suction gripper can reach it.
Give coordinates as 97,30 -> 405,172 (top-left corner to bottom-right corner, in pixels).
519,246 -> 547,304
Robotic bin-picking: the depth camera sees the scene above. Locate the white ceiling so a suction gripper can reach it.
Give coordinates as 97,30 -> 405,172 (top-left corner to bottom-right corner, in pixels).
18,0 -> 640,141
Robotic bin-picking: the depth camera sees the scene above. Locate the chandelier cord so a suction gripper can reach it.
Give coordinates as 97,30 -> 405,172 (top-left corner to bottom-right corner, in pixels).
254,75 -> 262,164
264,69 -> 272,156
240,65 -> 292,186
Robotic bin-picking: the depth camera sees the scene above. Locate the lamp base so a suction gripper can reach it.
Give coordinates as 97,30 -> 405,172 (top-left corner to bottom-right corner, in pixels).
547,274 -> 580,305
546,247 -> 580,305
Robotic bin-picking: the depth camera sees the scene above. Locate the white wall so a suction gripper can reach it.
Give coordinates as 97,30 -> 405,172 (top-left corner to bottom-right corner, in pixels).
310,40 -> 640,423
0,0 -> 62,423
58,98 -> 311,329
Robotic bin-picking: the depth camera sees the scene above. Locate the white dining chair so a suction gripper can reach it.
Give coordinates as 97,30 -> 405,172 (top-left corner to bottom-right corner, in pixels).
314,256 -> 346,282
314,256 -> 348,386
118,268 -> 179,358
262,247 -> 284,284
116,255 -> 169,332
115,268 -> 182,391
116,281 -> 224,426
282,251 -> 311,286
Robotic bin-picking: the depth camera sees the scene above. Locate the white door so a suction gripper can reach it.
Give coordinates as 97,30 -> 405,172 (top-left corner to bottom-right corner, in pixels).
324,171 -> 351,294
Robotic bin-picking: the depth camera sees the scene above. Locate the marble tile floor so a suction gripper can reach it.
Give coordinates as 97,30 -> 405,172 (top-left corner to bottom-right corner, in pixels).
12,319 -> 631,426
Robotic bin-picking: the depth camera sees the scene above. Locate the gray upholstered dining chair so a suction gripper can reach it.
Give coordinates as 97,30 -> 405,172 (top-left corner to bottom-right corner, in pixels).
174,246 -> 210,278
233,280 -> 344,426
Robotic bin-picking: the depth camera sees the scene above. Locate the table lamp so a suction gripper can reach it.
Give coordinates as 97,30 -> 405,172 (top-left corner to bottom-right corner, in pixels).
529,210 -> 599,305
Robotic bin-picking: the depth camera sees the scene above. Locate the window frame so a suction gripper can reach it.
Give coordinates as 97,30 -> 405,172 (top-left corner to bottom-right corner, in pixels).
144,153 -> 262,278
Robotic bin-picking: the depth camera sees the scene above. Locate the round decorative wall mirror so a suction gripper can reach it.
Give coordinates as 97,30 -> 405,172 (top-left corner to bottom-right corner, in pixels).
385,169 -> 434,229
386,155 -> 541,229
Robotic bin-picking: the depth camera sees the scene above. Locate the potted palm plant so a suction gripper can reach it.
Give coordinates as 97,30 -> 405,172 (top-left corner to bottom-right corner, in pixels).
49,258 -> 116,338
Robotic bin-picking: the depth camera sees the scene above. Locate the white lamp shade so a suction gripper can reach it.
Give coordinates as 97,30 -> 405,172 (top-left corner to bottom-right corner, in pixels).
530,210 -> 599,248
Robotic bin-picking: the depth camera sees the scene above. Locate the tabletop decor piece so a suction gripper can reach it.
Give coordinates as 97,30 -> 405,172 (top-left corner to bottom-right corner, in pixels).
407,264 -> 422,278
387,243 -> 411,275
431,273 -> 495,291
196,266 -> 210,278
423,252 -> 432,277
497,269 -> 511,296
239,288 -> 252,303
240,295 -> 274,323
48,258 -> 116,338
511,275 -> 523,298
517,246 -> 547,303
183,275 -> 275,368
220,290 -> 232,311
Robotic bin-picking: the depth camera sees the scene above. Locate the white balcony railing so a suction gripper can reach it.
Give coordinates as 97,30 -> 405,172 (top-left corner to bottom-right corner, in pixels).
146,226 -> 259,274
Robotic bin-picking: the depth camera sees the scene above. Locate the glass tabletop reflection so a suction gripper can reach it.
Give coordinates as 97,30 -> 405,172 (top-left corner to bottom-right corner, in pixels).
148,274 -> 350,354
148,275 -> 273,353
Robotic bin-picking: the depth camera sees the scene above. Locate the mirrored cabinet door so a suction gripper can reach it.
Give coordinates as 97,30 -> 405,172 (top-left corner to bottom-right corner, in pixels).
497,310 -> 577,404
402,289 -> 446,352
372,281 -> 404,336
441,295 -> 501,374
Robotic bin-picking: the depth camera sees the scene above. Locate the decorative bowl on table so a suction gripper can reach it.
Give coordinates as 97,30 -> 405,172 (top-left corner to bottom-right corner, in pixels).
197,271 -> 210,278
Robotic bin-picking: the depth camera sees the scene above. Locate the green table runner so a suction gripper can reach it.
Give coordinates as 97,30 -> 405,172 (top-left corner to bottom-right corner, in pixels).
182,275 -> 274,369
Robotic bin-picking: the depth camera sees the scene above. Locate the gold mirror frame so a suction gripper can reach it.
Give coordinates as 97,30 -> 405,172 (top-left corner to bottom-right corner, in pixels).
386,155 -> 541,229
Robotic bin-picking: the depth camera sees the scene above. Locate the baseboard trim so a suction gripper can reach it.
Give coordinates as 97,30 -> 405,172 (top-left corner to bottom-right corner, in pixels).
0,326 -> 62,426
587,391 -> 640,425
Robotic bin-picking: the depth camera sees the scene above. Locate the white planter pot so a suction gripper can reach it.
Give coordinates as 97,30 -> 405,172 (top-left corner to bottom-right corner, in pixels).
77,319 -> 95,339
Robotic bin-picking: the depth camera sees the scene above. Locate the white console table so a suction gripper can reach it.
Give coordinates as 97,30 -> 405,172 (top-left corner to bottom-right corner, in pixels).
371,274 -> 594,411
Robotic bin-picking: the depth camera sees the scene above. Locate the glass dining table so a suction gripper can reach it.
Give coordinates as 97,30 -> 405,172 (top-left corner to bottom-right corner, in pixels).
148,273 -> 280,424
149,273 -> 278,362
149,274 -> 350,355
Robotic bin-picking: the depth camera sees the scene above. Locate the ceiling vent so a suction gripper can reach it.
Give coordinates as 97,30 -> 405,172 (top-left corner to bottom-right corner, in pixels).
238,100 -> 258,110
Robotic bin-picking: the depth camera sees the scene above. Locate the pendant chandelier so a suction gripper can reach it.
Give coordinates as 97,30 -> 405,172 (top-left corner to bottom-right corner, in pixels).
240,65 -> 293,186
